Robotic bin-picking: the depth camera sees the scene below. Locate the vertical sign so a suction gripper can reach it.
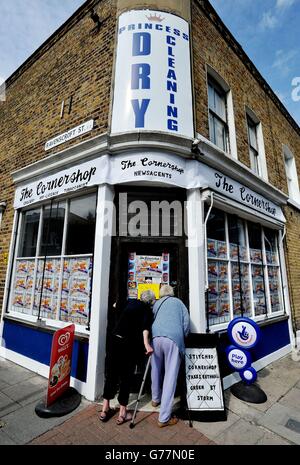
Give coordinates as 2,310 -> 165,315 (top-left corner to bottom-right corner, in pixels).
111,10 -> 194,138
47,324 -> 75,407
184,333 -> 226,421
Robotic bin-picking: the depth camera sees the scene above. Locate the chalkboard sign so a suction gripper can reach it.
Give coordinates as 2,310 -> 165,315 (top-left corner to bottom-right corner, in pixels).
183,333 -> 226,422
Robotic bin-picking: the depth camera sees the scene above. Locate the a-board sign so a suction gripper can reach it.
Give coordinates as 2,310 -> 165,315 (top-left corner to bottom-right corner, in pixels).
47,324 -> 75,407
184,333 -> 226,422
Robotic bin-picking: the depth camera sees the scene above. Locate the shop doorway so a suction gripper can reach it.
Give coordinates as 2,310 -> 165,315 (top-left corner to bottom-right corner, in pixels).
107,238 -> 188,393
109,240 -> 187,310
105,186 -> 188,394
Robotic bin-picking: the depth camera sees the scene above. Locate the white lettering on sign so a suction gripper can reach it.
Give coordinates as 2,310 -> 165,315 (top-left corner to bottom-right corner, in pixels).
14,152 -> 285,225
111,10 -> 194,138
45,120 -> 94,151
185,348 -> 224,411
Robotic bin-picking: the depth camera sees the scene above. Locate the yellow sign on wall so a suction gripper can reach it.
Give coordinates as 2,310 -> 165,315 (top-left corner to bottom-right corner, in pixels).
138,283 -> 160,300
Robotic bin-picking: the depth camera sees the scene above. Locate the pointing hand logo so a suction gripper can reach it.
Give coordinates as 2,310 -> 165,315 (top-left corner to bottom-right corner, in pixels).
238,325 -> 249,341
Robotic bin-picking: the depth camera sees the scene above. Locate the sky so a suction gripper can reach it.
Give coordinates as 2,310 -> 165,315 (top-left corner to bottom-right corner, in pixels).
210,0 -> 300,124
0,0 -> 299,124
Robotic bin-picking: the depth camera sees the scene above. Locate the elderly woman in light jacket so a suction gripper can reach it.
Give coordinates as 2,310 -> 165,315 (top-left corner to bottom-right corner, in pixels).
148,285 -> 190,428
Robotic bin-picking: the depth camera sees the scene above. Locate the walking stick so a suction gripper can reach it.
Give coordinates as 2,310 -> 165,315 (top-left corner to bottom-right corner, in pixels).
129,355 -> 152,429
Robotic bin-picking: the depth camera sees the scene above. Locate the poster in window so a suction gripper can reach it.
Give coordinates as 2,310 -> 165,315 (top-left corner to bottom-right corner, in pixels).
60,298 -> 69,321
40,296 -> 58,320
219,280 -> 229,297
253,278 -> 265,296
218,263 -> 227,279
219,298 -> 230,316
252,265 -> 264,279
230,244 -> 246,261
217,241 -> 227,259
232,280 -> 241,297
254,296 -> 266,315
242,278 -> 250,296
12,259 -> 35,312
208,261 -> 218,278
207,239 -> 217,258
61,257 -> 92,325
69,276 -> 90,298
266,251 -> 277,265
208,300 -> 218,316
250,249 -> 262,263
12,291 -> 25,308
208,279 -> 218,297
68,296 -> 89,326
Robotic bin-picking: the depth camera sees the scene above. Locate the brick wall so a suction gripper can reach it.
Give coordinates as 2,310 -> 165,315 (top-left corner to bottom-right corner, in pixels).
0,0 -> 116,308
192,1 -> 300,329
1,0 -> 300,327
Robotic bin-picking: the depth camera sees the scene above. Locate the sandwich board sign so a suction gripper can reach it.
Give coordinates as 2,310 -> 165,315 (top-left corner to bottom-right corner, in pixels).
184,333 -> 226,421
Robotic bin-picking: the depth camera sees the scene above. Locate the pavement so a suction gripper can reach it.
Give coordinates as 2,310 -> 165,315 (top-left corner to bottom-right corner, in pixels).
0,352 -> 300,446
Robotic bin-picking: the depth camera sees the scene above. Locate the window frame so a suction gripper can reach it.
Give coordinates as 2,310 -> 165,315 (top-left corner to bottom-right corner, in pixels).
208,77 -> 229,153
283,145 -> 300,204
206,207 -> 285,332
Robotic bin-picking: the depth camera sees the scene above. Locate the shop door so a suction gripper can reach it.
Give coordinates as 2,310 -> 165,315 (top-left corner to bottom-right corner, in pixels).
107,239 -> 188,392
108,240 -> 187,317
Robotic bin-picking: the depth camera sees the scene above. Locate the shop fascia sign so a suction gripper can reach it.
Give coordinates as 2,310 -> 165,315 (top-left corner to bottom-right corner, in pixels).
111,9 -> 194,138
14,152 -> 284,223
44,120 -> 94,151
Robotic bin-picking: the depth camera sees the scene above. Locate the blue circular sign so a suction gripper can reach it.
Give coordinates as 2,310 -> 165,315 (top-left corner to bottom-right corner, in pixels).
226,345 -> 252,372
240,367 -> 257,385
227,317 -> 261,350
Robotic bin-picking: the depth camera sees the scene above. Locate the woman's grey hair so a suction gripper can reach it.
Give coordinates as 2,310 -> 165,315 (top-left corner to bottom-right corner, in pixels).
159,285 -> 174,298
140,289 -> 156,305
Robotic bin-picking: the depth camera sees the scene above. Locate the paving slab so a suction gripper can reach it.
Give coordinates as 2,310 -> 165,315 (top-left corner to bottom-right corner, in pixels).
0,392 -> 20,417
0,364 -> 36,386
0,429 -> 16,445
215,418 -> 266,445
256,431 -> 293,445
189,409 -> 240,440
0,398 -> 90,445
1,376 -> 48,407
279,388 -> 300,410
258,403 -> 300,445
224,390 -> 264,424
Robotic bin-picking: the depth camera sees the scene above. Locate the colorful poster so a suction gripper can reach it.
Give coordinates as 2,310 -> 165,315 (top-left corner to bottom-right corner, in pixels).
60,257 -> 92,326
138,283 -> 160,300
47,324 -> 75,407
127,253 -> 169,300
207,239 -> 217,258
12,259 -> 35,312
250,249 -> 262,263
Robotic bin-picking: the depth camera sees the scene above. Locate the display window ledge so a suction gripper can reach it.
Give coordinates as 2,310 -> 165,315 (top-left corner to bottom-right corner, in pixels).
214,313 -> 289,336
2,313 -> 90,341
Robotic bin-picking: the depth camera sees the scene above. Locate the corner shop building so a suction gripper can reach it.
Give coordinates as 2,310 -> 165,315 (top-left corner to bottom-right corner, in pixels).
0,0 -> 298,401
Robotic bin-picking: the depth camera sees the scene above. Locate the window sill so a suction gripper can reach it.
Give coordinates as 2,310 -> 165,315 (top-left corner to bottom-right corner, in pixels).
287,198 -> 300,212
214,313 -> 289,336
3,313 -> 90,342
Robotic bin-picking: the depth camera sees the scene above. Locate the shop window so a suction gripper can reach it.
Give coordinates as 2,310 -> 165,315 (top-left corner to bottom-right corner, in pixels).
206,207 -> 284,328
9,192 -> 97,329
208,78 -> 229,153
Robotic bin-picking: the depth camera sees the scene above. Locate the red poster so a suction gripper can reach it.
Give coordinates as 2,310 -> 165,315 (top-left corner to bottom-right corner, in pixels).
46,324 -> 75,407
